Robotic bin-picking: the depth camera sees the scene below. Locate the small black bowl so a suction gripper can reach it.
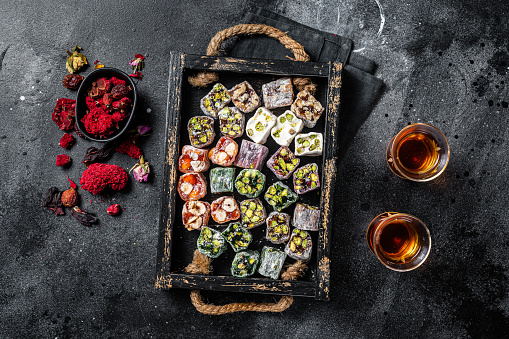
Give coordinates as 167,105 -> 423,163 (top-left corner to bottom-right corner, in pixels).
75,67 -> 137,142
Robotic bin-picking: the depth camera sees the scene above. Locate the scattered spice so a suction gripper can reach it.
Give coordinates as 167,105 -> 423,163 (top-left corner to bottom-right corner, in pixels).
94,60 -> 105,69
62,74 -> 84,90
116,137 -> 142,159
59,133 -> 75,149
82,142 -> 117,166
56,154 -> 71,167
43,187 -> 65,216
71,206 -> 98,226
74,123 -> 85,139
130,155 -> 150,182
129,54 -> 145,72
67,175 -> 78,189
107,204 -> 121,216
66,45 -> 88,74
129,71 -> 143,79
52,98 -> 76,131
80,163 -> 128,194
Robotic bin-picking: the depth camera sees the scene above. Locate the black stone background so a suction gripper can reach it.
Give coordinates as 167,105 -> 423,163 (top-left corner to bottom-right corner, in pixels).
1,0 -> 508,338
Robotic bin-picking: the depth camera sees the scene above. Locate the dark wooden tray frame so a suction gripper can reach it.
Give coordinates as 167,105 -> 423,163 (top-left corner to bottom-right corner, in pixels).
155,52 -> 342,300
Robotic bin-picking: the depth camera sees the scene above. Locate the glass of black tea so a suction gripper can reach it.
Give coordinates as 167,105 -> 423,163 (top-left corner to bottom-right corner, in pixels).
366,212 -> 431,271
386,123 -> 450,181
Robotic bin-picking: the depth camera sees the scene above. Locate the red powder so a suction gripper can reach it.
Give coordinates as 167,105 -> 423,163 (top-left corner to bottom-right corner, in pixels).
116,138 -> 142,159
52,98 -> 76,131
80,163 -> 128,194
56,154 -> 71,167
59,133 -> 75,148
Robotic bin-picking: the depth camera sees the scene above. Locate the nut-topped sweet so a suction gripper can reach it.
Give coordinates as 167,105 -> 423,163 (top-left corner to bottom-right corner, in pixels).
235,169 -> 266,198
178,145 -> 210,173
182,200 -> 211,231
218,106 -> 245,139
270,110 -> 304,147
293,163 -> 320,194
240,198 -> 267,229
221,222 -> 252,252
295,132 -> 323,156
208,136 -> 238,166
187,116 -> 215,148
293,203 -> 320,231
291,90 -> 324,128
265,211 -> 291,244
267,146 -> 300,180
228,81 -> 261,113
211,196 -> 240,224
197,226 -> 227,258
245,107 -> 276,144
177,173 -> 207,201
200,83 -> 231,118
231,250 -> 260,277
285,228 -> 312,261
264,181 -> 298,212
262,77 -> 294,109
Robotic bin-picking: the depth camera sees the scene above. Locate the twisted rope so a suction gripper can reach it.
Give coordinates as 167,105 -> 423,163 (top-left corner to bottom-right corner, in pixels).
185,250 -> 307,315
188,24 -> 316,94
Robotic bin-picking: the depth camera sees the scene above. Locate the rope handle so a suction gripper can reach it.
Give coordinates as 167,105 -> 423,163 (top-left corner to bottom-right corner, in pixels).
185,250 -> 307,315
188,23 -> 317,94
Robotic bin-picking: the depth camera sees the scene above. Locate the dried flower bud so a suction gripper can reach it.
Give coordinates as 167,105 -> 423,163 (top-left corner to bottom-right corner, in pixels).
62,74 -> 84,90
61,188 -> 78,207
130,155 -> 150,182
107,204 -> 121,216
66,45 -> 88,74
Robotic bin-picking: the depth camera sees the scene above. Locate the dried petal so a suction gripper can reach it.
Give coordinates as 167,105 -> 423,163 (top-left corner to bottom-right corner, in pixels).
71,206 -> 98,226
43,187 -> 65,216
81,142 -> 117,166
136,125 -> 152,136
52,98 -> 76,131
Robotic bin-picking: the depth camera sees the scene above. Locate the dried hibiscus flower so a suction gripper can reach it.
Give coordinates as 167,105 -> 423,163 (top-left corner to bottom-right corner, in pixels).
62,74 -> 84,90
130,155 -> 150,182
81,107 -> 114,137
82,142 -> 117,166
80,163 -> 128,194
52,98 -> 76,131
71,206 -> 98,226
66,45 -> 88,74
129,54 -> 145,72
43,187 -> 65,216
56,154 -> 72,167
59,133 -> 75,149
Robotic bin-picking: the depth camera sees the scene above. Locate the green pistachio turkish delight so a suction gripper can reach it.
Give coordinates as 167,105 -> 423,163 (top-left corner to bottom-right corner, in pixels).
197,226 -> 227,258
218,106 -> 245,139
231,250 -> 260,277
221,222 -> 252,252
258,246 -> 287,279
200,83 -> 231,118
265,211 -> 291,244
187,116 -> 215,148
267,146 -> 300,180
264,181 -> 298,212
285,228 -> 312,261
293,163 -> 320,194
210,167 -> 235,194
235,169 -> 266,198
240,198 -> 267,229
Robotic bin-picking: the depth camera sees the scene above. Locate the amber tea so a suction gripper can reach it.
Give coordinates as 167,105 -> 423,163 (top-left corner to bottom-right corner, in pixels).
367,212 -> 431,271
387,123 -> 450,181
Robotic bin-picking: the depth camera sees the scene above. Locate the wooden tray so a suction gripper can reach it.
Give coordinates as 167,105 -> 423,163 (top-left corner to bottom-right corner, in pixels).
155,52 -> 342,300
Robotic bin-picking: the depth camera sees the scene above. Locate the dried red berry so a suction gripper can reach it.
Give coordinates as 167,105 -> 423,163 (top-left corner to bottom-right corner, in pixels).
62,74 -> 84,90
61,188 -> 78,207
107,204 -> 121,216
59,133 -> 75,148
56,154 -> 71,167
52,98 -> 76,131
111,84 -> 131,99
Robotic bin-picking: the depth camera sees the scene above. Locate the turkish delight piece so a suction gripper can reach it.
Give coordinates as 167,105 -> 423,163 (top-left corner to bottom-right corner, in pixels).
262,77 -> 294,109
290,90 -> 325,128
245,107 -> 276,144
178,145 -> 210,173
228,81 -> 261,113
264,181 -> 298,212
182,200 -> 211,231
197,226 -> 227,258
270,110 -> 304,147
231,250 -> 260,277
265,211 -> 291,244
240,198 -> 267,229
210,167 -> 235,194
285,228 -> 312,261
187,116 -> 215,148
267,146 -> 300,180
235,169 -> 266,198
221,222 -> 252,252
293,163 -> 320,194
177,173 -> 207,201
200,83 -> 231,118
234,139 -> 269,170
211,196 -> 240,224
258,246 -> 287,279
208,136 -> 238,166
293,203 -> 320,231
218,107 -> 245,139
295,132 -> 323,156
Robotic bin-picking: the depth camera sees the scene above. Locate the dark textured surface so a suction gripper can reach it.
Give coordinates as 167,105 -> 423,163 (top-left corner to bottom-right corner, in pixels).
1,0 -> 508,338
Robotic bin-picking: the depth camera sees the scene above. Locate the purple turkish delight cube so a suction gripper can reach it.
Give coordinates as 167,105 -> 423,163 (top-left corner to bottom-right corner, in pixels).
293,203 -> 320,231
267,146 -> 300,180
293,163 -> 320,194
234,139 -> 269,170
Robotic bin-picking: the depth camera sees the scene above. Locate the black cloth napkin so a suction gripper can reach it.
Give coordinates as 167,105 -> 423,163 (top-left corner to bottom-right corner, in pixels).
229,8 -> 384,160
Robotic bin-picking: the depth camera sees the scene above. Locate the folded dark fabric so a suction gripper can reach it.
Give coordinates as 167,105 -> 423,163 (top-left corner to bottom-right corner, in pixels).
229,7 -> 384,159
